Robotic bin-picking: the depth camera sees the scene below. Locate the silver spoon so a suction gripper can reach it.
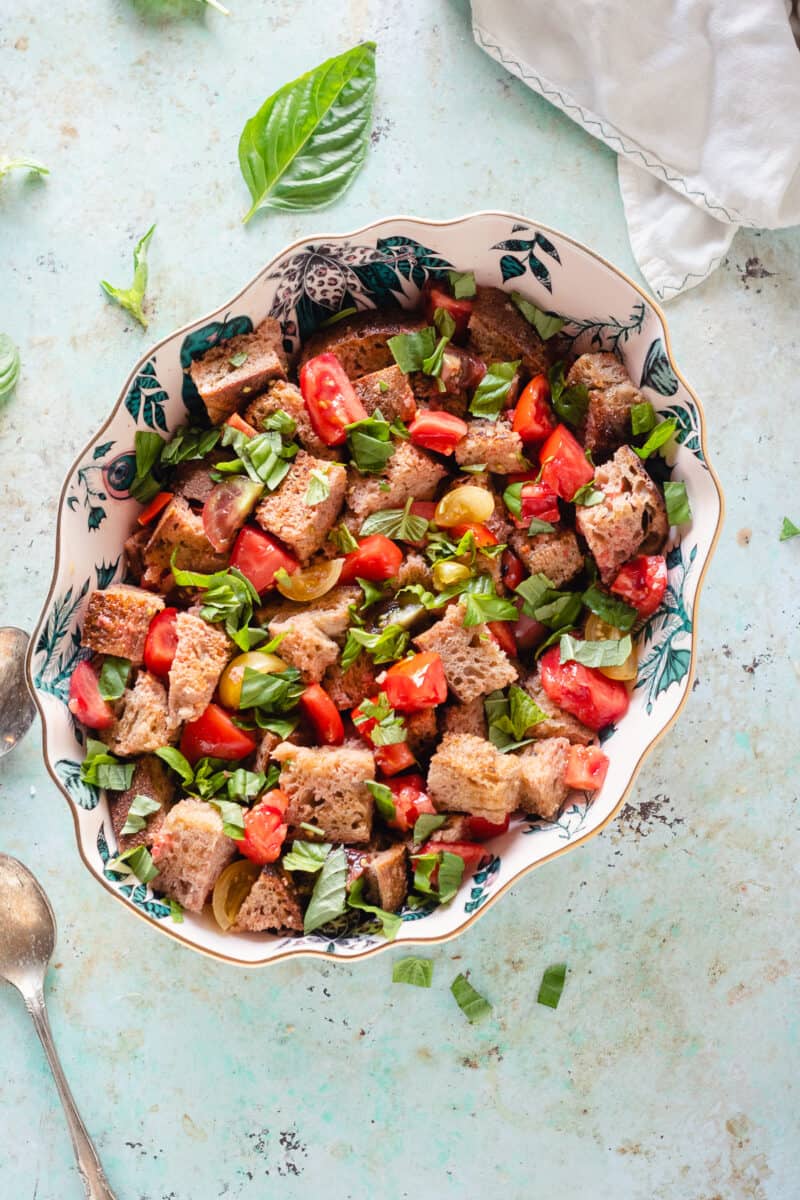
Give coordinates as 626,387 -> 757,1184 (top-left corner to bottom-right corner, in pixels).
0,627 -> 37,757
0,854 -> 117,1199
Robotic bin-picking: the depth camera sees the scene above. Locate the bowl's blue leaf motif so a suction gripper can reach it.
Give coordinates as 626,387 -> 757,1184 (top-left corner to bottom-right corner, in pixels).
523,796 -> 593,840
124,360 -> 169,431
96,824 -> 171,920
180,315 -> 254,421
376,235 -> 452,287
640,337 -> 679,396
34,577 -> 90,701
464,854 -> 501,913
55,759 -> 98,810
560,301 -> 647,353
67,440 -> 135,532
92,440 -> 114,460
635,543 -> 696,713
499,254 -> 526,282
492,232 -> 561,292
95,557 -> 121,590
659,400 -> 705,462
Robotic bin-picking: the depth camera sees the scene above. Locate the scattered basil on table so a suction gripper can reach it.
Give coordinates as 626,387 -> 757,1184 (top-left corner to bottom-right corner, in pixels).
100,224 -> 156,329
0,334 -> 21,400
537,962 -> 567,1009
0,156 -> 48,182
393,958 -> 434,988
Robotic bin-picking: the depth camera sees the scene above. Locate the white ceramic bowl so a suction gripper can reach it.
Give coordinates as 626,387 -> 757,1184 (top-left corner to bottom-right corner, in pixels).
28,212 -> 723,966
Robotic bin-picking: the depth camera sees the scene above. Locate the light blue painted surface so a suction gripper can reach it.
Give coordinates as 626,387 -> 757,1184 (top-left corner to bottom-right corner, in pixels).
1,2 -> 798,1197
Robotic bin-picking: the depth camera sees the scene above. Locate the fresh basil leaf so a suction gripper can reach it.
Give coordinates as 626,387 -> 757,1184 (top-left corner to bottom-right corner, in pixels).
346,414 -> 396,474
448,270 -> 476,299
631,400 -> 656,436
360,498 -> 429,543
435,851 -> 465,903
462,589 -> 518,628
100,224 -> 155,329
0,156 -> 49,181
109,844 -> 158,885
282,840 -> 332,873
664,479 -> 692,525
169,899 -> 184,923
160,425 -> 221,467
450,973 -> 492,1023
534,592 -> 583,630
347,876 -> 402,940
129,430 -> 166,503
366,780 -> 397,821
485,685 -> 546,751
304,466 -> 331,505
97,656 -> 130,702
319,306 -> 358,329
80,739 -> 135,791
433,307 -> 457,340
225,769 -> 266,802
469,360 -> 520,420
537,962 -> 567,1009
239,42 -> 376,222
514,572 -> 555,613
413,813 -> 445,842
571,482 -> 604,507
548,362 -> 589,427
239,665 -> 304,714
581,584 -> 637,631
633,417 -> 677,459
559,633 -> 632,668
207,799 -> 245,840
0,334 -> 21,400
329,522 -> 360,553
502,481 -> 524,518
303,845 -> 348,933
341,623 -> 408,672
392,957 -> 434,987
780,516 -> 800,541
388,327 -> 437,374
154,746 -> 195,787
262,408 -> 297,437
356,577 -> 387,612
169,558 -> 260,640
527,517 -> 556,535
421,334 -> 448,382
353,694 -> 407,747
120,793 -> 162,836
511,292 -> 565,340
220,424 -> 297,490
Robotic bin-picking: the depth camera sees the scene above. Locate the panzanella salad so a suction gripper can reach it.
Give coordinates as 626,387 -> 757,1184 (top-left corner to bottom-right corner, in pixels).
68,277 -> 690,937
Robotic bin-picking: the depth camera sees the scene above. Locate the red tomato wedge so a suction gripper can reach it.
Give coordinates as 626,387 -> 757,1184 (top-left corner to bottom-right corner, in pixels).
381,652 -> 448,712
512,374 -> 555,443
450,522 -> 498,549
180,703 -> 258,764
564,745 -> 610,791
374,741 -> 417,776
299,353 -> 368,447
487,621 -> 517,657
408,411 -> 468,456
137,491 -> 174,526
610,555 -> 668,619
501,548 -> 525,592
467,814 -> 511,840
538,424 -> 594,501
229,526 -> 299,595
418,840 -> 485,874
202,477 -> 263,553
143,607 -> 179,677
383,774 -> 436,832
539,646 -> 629,731
236,796 -> 289,865
520,481 -> 560,526
68,661 -> 115,730
339,535 -> 404,585
300,684 -> 345,746
225,412 -> 258,439
423,282 -> 473,338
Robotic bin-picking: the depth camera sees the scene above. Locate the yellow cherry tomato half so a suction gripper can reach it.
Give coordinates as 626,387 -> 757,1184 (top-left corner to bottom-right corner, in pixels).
275,558 -> 344,602
584,614 -> 638,681
211,860 -> 261,931
218,650 -> 289,710
432,561 -> 472,591
433,485 -> 494,528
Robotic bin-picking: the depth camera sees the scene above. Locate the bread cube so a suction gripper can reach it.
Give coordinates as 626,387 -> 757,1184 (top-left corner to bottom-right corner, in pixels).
81,585 -> 164,665
151,799 -> 237,912
189,317 -> 288,425
272,742 -> 376,843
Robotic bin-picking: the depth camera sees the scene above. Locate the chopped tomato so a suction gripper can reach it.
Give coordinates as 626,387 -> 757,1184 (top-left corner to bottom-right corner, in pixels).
299,352 -> 369,446
450,522 -> 498,549
230,526 -> 299,595
202,476 -> 263,553
538,424 -> 594,501
300,684 -> 345,745
506,470 -> 539,485
487,621 -> 517,657
501,548 -> 525,592
339,534 -> 404,584
539,646 -> 629,731
423,282 -> 473,339
467,814 -> 511,840
564,745 -> 610,791
512,374 -> 555,443
236,796 -> 288,865
439,346 -> 486,394
610,555 -> 668,619
384,774 -> 436,832
374,741 -> 417,776
225,412 -> 258,439
180,702 -> 258,764
511,603 -> 547,652
381,652 -> 448,712
143,607 -> 179,677
520,481 -> 560,526
408,411 -> 468,456
67,661 -> 115,730
418,840 -> 485,874
137,491 -> 174,526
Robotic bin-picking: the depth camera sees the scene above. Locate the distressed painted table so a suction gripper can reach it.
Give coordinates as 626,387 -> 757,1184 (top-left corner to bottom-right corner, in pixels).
2,2 -> 798,1197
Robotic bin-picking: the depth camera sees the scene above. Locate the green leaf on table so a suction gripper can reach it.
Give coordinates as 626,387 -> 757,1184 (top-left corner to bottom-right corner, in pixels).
780,516 -> 800,541
537,961 -> 567,1009
448,270 -> 476,299
97,656 -> 130,702
282,840 -> 332,873
347,876 -> 402,940
663,480 -> 692,525
0,156 -> 49,181
80,739 -> 135,791
0,334 -> 21,400
469,360 -> 520,420
392,957 -> 434,987
239,42 -> 377,223
559,633 -> 632,668
100,225 -> 156,329
120,794 -> 161,837
581,584 -> 637,631
450,973 -> 492,1023
303,845 -> 348,933
511,292 -> 565,340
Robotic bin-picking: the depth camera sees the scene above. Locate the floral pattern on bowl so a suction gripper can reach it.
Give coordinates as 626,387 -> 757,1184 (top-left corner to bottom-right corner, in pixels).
27,212 -> 724,967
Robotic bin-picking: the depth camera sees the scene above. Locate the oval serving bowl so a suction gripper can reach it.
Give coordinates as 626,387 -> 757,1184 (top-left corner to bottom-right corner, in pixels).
28,212 -> 723,966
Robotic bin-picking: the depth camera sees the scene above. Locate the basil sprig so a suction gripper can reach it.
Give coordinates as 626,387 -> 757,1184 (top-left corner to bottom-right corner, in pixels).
633,417 -> 677,460
352,694 -> 406,747
413,813 -> 446,842
303,845 -> 348,934
129,431 -> 167,503
345,411 -> 407,474
388,327 -> 437,373
169,558 -> 260,646
216,424 -> 297,491
366,780 -> 398,821
80,739 -> 135,791
100,225 -> 155,330
515,573 -> 582,631
631,401 -> 656,436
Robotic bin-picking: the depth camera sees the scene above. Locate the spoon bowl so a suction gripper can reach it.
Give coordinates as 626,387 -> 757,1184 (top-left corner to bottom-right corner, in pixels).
0,627 -> 37,757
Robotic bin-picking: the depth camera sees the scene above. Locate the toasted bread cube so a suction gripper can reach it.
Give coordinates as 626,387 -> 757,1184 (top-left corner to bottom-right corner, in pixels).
142,495 -> 227,588
467,286 -> 550,376
439,698 -> 488,740
455,419 -> 527,474
509,529 -> 584,589
427,733 -> 521,820
346,440 -> 448,521
517,737 -> 570,820
167,612 -> 232,729
353,365 -> 417,424
413,603 -> 517,703
272,742 -> 376,843
102,671 -> 171,756
108,754 -> 175,854
244,379 -> 341,460
151,798 -> 237,912
391,552 -> 434,592
425,814 -> 472,844
404,708 -> 437,757
255,450 -> 346,561
567,352 -> 642,462
299,309 -> 426,377
233,865 -> 305,933
362,844 -> 408,913
81,585 -> 164,665
323,655 -> 378,709
521,671 -> 597,746
576,445 -> 669,583
171,454 -> 224,504
188,317 -> 288,425
268,613 -> 339,683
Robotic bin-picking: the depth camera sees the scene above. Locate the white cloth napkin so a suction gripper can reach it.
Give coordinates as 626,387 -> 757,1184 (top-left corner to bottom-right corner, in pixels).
471,0 -> 800,299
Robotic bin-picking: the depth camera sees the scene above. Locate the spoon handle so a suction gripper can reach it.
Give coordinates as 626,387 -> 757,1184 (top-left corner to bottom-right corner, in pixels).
25,987 -> 117,1200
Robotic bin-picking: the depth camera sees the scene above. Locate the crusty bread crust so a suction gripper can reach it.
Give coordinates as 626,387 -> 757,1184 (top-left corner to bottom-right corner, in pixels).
142,495 -> 228,588
189,317 -> 288,425
413,603 -> 517,703
298,309 -> 426,377
517,737 -> 571,819
353,365 -> 417,424
152,798 -> 237,912
109,754 -> 174,854
245,379 -> 341,461
567,352 -> 643,462
103,671 -> 171,757
454,418 -> 527,474
576,444 -> 669,582
255,450 -> 347,561
233,866 -> 304,933
427,732 -> 521,819
81,585 -> 164,665
467,286 -> 550,376
272,741 -> 376,843
168,612 -> 232,729
509,529 -> 584,589
363,844 -> 408,913
346,440 -> 448,521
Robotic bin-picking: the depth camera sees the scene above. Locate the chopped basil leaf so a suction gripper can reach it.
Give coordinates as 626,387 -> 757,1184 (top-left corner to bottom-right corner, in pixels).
528,517 -> 556,535
353,694 -> 407,747
469,360 -> 520,420
220,423 -> 297,490
262,408 -> 297,437
206,798 -> 244,840
559,633 -> 632,668
377,379 -> 390,393
100,224 -> 155,329
347,876 -> 402,940
97,656 -> 130,701
631,400 -> 656,436
340,623 -> 408,672
109,844 -> 158,885
633,417 -> 677,460
225,768 -> 266,802
537,961 -> 567,1009
421,334 -> 448,383
170,558 -> 260,641
515,574 -> 582,631
229,351 -> 249,369
0,334 -> 21,401
450,973 -> 492,1023
120,793 -> 161,836
239,665 -> 304,714
485,685 -> 546,751
510,292 -> 565,340
433,306 -> 457,341
581,584 -> 637,631
548,362 -> 589,427
304,466 -> 331,506
169,899 -> 184,923
780,516 -> 800,541
329,522 -> 360,553
346,413 -> 397,474
502,481 -> 524,518
664,480 -> 692,525
154,746 -> 195,786
129,430 -> 166,503
366,780 -> 397,821
282,840 -> 332,873
461,588 -> 518,628
571,481 -> 604,506
303,845 -> 348,933
319,306 -> 358,328
356,577 -> 387,612
160,425 -> 221,467
388,328 -> 437,373
436,852 -> 465,902
80,739 -> 135,791
360,497 -> 429,543
413,813 -> 446,842
412,850 -> 464,904
392,957 -> 434,987
448,270 -> 476,299
460,463 -> 487,474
